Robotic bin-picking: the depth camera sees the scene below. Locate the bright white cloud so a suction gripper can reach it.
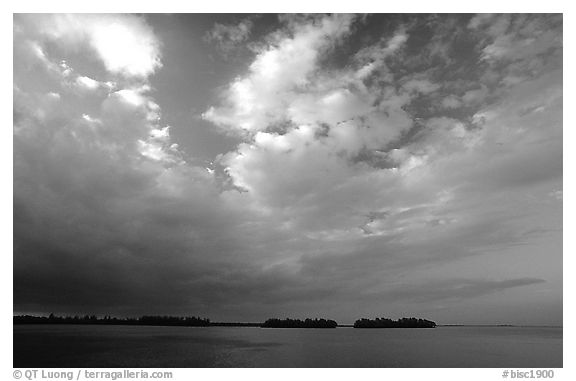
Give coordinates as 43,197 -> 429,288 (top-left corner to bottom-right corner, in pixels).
20,14 -> 162,78
75,76 -> 101,91
203,14 -> 356,133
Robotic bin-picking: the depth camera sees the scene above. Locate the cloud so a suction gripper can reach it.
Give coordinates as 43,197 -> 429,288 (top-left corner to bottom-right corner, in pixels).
17,14 -> 162,78
472,14 -> 562,63
205,14 -> 561,321
75,76 -> 103,91
13,14 -> 562,324
441,95 -> 462,109
362,278 -> 546,303
14,13 -> 277,318
204,17 -> 255,55
13,79 -> 233,315
403,78 -> 440,95
203,14 -> 356,133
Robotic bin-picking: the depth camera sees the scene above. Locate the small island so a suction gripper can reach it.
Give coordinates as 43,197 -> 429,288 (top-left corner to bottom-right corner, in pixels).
354,317 -> 436,328
262,318 -> 338,328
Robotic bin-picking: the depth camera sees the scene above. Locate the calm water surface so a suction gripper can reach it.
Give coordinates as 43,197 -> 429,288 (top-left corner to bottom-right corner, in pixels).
13,325 -> 562,368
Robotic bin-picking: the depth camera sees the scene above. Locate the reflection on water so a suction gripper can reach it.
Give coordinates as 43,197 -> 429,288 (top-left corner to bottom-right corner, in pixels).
14,325 -> 562,368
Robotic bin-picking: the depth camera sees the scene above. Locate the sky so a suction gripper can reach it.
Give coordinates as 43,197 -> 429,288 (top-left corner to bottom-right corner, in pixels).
13,14 -> 562,325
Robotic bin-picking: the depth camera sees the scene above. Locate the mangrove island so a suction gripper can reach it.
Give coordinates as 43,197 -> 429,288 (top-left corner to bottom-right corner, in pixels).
354,317 -> 436,328
262,318 -> 338,328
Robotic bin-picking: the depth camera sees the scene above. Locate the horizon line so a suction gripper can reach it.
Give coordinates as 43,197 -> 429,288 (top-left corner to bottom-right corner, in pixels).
12,314 -> 562,328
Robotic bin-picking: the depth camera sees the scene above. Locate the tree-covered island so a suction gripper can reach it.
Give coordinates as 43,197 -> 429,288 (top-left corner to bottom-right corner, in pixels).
262,318 -> 338,328
354,317 -> 436,328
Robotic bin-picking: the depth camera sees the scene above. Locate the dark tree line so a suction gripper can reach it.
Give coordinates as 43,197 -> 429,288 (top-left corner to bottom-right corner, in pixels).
262,318 -> 338,328
14,314 -> 210,327
354,317 -> 436,328
210,322 -> 261,327
138,315 -> 210,326
14,314 -> 437,328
